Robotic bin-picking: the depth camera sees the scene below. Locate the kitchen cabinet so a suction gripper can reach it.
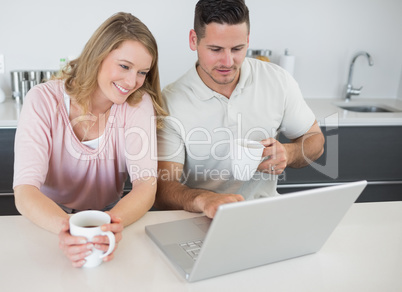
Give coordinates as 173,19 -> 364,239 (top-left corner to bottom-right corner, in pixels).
277,126 -> 402,202
0,128 -> 19,215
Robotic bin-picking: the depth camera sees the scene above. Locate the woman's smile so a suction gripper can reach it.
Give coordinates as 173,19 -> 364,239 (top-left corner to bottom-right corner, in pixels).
113,82 -> 130,94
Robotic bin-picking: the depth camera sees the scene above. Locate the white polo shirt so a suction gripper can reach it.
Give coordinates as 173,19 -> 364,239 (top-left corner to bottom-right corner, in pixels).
158,58 -> 315,199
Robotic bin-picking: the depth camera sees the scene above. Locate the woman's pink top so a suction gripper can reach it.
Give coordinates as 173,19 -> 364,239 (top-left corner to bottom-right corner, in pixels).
13,80 -> 157,210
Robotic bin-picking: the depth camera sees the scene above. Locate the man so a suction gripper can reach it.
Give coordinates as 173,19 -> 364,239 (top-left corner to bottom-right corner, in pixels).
155,0 -> 325,218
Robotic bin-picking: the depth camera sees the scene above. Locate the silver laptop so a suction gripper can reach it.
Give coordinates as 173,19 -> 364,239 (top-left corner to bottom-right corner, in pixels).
145,180 -> 367,282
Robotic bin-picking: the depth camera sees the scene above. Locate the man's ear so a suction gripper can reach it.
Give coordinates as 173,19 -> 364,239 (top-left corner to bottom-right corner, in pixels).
189,29 -> 198,51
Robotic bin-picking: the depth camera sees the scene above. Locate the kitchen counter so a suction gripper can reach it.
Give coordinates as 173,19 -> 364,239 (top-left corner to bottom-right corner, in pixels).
306,98 -> 402,127
1,97 -> 402,128
0,99 -> 21,128
1,202 -> 402,291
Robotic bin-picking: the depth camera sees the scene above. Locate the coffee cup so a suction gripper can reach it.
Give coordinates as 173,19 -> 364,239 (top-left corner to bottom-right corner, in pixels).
69,210 -> 116,268
232,139 -> 264,181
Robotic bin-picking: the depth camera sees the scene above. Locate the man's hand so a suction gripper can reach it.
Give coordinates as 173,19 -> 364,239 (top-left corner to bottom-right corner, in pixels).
193,192 -> 244,218
258,138 -> 288,175
258,121 -> 325,174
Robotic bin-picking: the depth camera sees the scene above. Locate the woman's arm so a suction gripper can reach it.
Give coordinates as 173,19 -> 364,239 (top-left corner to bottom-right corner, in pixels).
14,184 -> 69,233
14,185 -> 95,268
80,177 -> 156,266
14,185 -> 121,268
108,176 -> 157,227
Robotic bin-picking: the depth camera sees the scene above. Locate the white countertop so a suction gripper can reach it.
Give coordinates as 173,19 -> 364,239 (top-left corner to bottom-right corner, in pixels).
306,98 -> 402,127
0,99 -> 22,128
1,97 -> 402,128
1,202 -> 402,291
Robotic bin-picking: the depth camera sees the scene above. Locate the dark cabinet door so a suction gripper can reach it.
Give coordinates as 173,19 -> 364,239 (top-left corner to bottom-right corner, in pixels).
0,128 -> 19,215
277,126 -> 402,201
0,128 -> 16,193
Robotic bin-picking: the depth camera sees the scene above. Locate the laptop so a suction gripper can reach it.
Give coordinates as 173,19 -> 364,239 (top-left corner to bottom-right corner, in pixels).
145,180 -> 367,282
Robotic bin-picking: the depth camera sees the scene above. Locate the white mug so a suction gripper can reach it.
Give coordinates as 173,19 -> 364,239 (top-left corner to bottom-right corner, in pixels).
69,210 -> 116,268
232,139 -> 265,181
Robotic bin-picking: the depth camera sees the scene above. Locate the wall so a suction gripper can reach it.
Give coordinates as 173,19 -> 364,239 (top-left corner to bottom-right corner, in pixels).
0,0 -> 401,99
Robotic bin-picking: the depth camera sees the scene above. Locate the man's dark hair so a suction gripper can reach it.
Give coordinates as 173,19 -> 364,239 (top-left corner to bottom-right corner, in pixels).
194,0 -> 250,41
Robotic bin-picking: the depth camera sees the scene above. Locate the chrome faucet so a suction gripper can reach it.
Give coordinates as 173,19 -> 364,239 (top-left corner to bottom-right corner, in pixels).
345,51 -> 374,101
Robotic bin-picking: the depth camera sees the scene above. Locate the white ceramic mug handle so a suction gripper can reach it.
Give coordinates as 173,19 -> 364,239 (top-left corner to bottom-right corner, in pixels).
99,231 -> 115,258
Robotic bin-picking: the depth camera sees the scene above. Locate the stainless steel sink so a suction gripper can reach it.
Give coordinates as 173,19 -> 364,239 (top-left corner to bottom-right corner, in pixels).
338,105 -> 393,113
333,102 -> 401,113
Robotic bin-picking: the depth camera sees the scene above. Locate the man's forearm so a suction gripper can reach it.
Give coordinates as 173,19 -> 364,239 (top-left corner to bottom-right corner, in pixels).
285,129 -> 325,169
155,180 -> 208,213
154,179 -> 245,218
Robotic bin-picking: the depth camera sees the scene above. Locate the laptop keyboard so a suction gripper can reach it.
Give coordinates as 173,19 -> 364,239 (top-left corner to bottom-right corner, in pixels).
179,240 -> 203,261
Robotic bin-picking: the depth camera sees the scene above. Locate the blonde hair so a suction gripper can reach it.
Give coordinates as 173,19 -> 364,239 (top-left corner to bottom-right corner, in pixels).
59,12 -> 166,127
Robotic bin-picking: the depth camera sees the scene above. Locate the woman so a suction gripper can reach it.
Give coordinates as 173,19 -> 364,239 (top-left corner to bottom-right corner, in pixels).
13,12 -> 166,267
